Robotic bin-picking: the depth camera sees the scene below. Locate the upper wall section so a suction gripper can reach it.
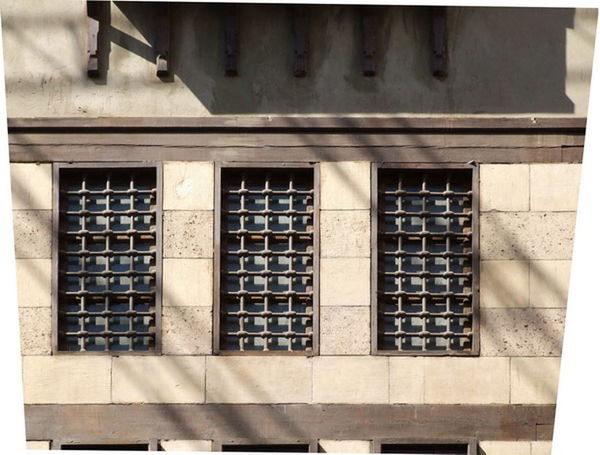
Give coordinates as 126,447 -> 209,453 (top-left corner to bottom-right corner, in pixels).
0,2 -> 596,117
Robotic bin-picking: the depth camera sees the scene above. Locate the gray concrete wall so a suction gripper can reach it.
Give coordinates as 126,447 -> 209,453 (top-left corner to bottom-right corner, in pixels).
1,1 -> 596,117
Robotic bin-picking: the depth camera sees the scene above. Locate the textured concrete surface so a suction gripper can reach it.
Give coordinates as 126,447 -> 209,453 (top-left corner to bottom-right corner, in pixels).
480,308 -> 565,356
318,440 -> 372,453
23,356 -> 111,404
321,162 -> 371,210
530,164 -> 581,211
321,210 -> 370,258
15,259 -> 51,308
12,210 -> 52,259
481,260 -> 529,308
206,357 -> 311,404
163,162 -> 214,211
319,306 -> 370,355
10,163 -> 52,210
530,260 -> 571,308
163,211 -> 213,258
25,441 -> 52,450
389,358 -> 425,404
312,357 -> 388,404
510,357 -> 561,404
480,164 -> 529,212
479,441 -> 532,455
162,306 -> 212,355
112,356 -> 206,404
163,258 -> 212,306
160,440 -> 213,452
320,257 -> 370,306
19,308 -> 51,355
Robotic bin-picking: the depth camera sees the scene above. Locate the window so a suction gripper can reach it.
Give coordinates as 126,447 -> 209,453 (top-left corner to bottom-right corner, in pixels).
373,165 -> 478,354
215,165 -> 318,353
380,444 -> 469,454
222,444 -> 313,452
54,165 -> 161,352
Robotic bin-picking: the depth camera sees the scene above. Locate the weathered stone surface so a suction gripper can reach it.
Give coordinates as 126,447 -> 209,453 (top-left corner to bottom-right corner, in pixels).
163,211 -> 213,258
112,356 -> 206,404
389,357 -> 425,404
23,356 -> 111,404
312,357 -> 388,404
16,259 -> 51,308
320,257 -> 370,306
162,307 -> 212,355
424,358 -> 510,404
510,357 -> 561,404
530,260 -> 571,308
26,441 -> 52,450
480,212 -> 575,260
160,440 -> 212,452
10,163 -> 52,210
481,260 -> 529,308
164,162 -> 214,211
530,164 -> 581,212
19,308 -> 51,355
13,210 -> 52,259
480,309 -> 564,357
206,357 -> 311,404
319,440 -> 371,453
479,441 -> 532,455
163,259 -> 212,307
531,441 -> 552,455
321,210 -> 370,258
321,162 -> 371,210
320,306 -> 370,355
480,164 -> 529,212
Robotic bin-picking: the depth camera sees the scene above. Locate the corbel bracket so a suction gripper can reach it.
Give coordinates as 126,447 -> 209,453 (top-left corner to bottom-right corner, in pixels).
225,8 -> 239,76
86,1 -> 103,78
431,6 -> 448,79
155,2 -> 170,78
292,6 -> 308,77
361,7 -> 376,77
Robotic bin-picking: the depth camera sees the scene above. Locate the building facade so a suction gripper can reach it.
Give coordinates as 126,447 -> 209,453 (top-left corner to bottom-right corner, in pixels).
3,1 -> 596,453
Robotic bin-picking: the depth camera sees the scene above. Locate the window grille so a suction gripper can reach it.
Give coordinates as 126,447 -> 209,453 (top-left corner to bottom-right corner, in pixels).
56,167 -> 159,352
217,167 -> 316,352
375,167 -> 476,353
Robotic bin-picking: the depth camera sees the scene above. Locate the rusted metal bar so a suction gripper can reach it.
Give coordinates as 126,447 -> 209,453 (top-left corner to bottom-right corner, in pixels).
361,7 -> 376,76
431,6 -> 448,79
155,2 -> 170,78
292,6 -> 308,77
225,8 -> 239,76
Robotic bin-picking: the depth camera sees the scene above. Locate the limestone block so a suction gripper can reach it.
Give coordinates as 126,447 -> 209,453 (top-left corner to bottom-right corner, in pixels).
321,258 -> 369,306
321,211 -> 370,258
163,259 -> 212,307
511,357 -> 561,404
10,163 -> 52,210
389,357 -> 425,404
23,356 -> 111,404
206,357 -> 311,404
423,358 -> 510,404
321,162 -> 370,210
13,210 -> 52,259
530,260 -> 571,308
320,306 -> 370,355
480,212 -> 575,260
480,309 -> 564,356
26,441 -> 51,450
481,260 -> 529,308
164,162 -> 214,211
162,306 -> 212,355
19,308 -> 51,355
480,164 -> 529,212
312,357 -> 388,404
160,440 -> 213,452
319,440 -> 371,453
16,259 -> 51,307
163,211 -> 213,258
531,441 -> 552,455
530,164 -> 581,211
112,356 -> 206,404
479,441 -> 531,455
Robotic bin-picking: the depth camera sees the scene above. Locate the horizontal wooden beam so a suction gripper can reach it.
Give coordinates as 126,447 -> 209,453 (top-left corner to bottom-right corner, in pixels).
25,404 -> 555,443
6,116 -> 587,132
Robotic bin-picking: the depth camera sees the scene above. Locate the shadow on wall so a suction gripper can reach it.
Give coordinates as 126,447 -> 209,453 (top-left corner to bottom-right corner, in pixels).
107,3 -> 577,114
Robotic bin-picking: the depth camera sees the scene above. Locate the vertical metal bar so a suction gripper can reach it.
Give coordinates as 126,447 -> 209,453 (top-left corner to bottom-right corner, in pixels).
445,172 -> 451,351
287,173 -> 294,351
397,173 -> 402,351
107,172 -> 114,352
311,164 -> 320,355
213,163 -> 223,354
128,172 -> 135,351
370,163 -> 379,355
52,165 -> 60,353
263,173 -> 270,351
80,174 -> 88,352
470,164 -> 480,355
154,162 -> 163,354
420,173 -> 427,351
239,173 -> 246,351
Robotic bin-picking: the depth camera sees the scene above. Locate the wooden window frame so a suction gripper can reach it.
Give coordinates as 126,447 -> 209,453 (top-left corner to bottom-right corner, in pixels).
51,162 -> 163,355
370,163 -> 480,356
372,438 -> 478,455
213,439 -> 319,452
213,162 -> 320,356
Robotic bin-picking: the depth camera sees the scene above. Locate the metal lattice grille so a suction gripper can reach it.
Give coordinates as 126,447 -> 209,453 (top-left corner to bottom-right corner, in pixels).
377,169 -> 474,352
220,168 -> 315,352
57,168 -> 158,352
